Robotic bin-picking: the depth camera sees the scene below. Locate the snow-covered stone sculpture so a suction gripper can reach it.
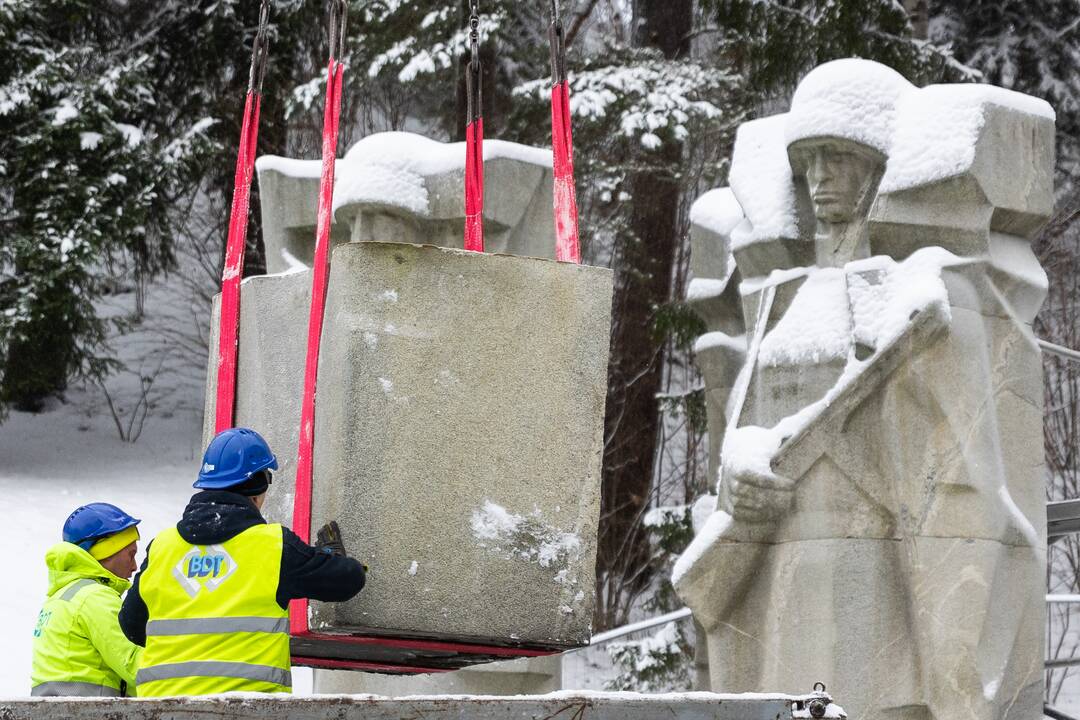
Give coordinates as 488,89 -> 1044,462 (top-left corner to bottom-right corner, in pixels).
204,132 -> 612,666
255,131 -> 557,274
675,59 -> 1054,720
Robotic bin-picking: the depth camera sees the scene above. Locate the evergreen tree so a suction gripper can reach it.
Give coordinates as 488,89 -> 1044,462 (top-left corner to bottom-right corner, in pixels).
0,0 -> 328,418
931,0 -> 1080,181
305,0 -> 549,142
0,1 -> 210,414
700,0 -> 973,96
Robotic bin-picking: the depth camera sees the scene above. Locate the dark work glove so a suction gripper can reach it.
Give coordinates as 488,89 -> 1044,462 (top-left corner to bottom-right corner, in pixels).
316,520 -> 347,557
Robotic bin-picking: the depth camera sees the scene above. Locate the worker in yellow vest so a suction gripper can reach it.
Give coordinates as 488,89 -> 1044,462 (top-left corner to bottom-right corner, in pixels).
31,503 -> 142,696
118,427 -> 366,696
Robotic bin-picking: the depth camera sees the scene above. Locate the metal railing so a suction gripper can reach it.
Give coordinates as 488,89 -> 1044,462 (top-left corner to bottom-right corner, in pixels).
1045,705 -> 1080,720
568,607 -> 693,653
1039,339 -> 1080,364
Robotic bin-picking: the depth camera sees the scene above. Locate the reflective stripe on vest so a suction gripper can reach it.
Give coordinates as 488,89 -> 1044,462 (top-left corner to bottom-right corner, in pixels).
136,661 -> 291,688
60,579 -> 96,602
31,681 -> 121,697
137,524 -> 289,697
146,616 -> 289,636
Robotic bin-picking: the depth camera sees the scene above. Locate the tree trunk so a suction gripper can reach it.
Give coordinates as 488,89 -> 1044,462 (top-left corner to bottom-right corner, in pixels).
595,0 -> 692,630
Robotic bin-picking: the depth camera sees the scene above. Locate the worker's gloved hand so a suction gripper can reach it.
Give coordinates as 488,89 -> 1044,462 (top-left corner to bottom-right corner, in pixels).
316,520 -> 347,557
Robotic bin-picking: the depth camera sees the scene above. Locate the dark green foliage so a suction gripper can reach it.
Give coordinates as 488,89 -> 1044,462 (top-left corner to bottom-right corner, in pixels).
0,0 -> 327,417
0,2 -> 211,414
700,0 -> 972,94
932,0 -> 1080,180
652,301 -> 708,351
606,619 -> 693,692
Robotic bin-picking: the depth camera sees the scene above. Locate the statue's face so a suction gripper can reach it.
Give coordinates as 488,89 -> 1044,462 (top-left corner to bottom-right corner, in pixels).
800,139 -> 881,224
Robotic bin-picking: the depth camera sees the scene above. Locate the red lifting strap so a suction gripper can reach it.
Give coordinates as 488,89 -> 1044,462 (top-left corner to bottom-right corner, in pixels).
214,3 -> 271,432
549,2 -> 580,264
463,2 -> 484,252
214,91 -> 262,432
464,116 -> 484,252
551,79 -> 580,264
290,1 -> 347,636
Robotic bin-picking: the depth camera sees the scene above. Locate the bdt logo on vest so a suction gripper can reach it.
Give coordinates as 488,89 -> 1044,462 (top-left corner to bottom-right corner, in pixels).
187,553 -> 227,578
172,545 -> 238,597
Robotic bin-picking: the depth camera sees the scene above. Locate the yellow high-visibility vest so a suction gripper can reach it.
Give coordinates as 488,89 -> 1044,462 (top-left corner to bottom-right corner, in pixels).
136,524 -> 290,697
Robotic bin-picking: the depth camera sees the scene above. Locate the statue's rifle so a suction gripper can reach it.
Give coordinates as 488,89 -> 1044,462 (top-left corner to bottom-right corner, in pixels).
680,276 -> 949,627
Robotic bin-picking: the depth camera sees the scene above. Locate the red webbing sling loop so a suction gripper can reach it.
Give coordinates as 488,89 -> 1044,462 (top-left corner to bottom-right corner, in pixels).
290,0 -> 348,636
463,0 -> 484,252
549,0 -> 580,264
214,1 -> 272,432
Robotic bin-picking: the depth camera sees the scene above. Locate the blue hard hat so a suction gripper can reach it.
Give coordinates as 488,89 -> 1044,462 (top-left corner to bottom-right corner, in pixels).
195,427 -> 278,490
63,503 -> 141,551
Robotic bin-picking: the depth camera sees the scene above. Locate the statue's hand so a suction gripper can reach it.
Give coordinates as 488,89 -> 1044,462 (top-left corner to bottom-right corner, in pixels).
719,466 -> 795,524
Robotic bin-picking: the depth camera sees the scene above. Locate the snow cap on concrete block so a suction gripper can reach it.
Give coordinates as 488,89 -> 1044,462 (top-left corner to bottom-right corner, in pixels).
333,131 -> 552,221
340,131 -> 551,176
255,155 -> 323,179
690,187 -> 744,238
728,114 -> 799,247
334,162 -> 430,218
880,83 -> 1055,193
785,58 -> 913,156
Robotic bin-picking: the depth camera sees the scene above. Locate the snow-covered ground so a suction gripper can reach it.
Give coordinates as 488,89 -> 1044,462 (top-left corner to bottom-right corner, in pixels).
0,393 -> 200,697
0,385 -> 316,697
0,261 -> 324,696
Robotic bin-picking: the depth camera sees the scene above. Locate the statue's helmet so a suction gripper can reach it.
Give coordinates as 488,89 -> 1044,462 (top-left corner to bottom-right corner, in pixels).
785,58 -> 913,165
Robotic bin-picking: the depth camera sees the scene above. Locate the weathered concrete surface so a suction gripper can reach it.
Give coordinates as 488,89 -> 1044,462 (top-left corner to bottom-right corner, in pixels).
204,242 -> 612,651
314,655 -> 562,695
202,271 -> 310,487
0,691 -> 845,720
686,187 -> 747,494
676,59 -> 1053,720
308,242 -> 610,646
253,158 -> 351,274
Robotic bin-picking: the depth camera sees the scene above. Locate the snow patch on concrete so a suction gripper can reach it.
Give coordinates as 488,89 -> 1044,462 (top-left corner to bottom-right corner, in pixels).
881,83 -> 1055,193
470,501 -> 581,568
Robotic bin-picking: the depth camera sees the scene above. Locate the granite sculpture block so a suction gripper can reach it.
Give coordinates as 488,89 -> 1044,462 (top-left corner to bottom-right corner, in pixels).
205,135 -> 612,668
676,58 -> 1053,720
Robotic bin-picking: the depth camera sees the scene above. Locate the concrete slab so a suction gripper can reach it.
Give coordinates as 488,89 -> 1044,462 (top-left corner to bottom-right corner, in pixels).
0,691 -> 845,720
204,242 -> 613,662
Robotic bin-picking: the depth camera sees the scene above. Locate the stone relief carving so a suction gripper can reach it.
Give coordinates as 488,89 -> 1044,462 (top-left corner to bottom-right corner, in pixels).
254,131 -> 557,274
676,59 -> 1055,720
